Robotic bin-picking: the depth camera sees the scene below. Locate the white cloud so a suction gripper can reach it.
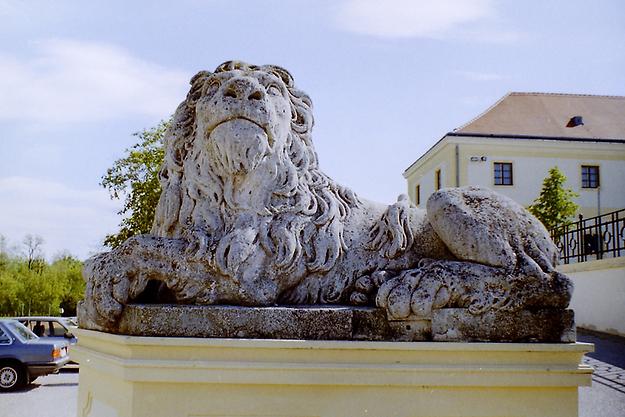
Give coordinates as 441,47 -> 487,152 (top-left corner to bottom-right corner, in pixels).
334,0 -> 509,40
0,39 -> 189,124
0,176 -> 122,260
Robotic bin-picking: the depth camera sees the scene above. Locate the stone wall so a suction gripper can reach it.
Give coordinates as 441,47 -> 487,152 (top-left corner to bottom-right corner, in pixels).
560,257 -> 625,336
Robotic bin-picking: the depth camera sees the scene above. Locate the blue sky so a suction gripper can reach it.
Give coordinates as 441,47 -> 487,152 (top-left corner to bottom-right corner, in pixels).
1,0 -> 624,259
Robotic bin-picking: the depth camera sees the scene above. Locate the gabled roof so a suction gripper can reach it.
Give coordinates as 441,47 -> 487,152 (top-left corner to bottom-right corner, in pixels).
454,92 -> 625,141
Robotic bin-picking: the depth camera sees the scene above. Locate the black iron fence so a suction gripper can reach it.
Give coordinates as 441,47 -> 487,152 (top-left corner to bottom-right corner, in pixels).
550,209 -> 625,264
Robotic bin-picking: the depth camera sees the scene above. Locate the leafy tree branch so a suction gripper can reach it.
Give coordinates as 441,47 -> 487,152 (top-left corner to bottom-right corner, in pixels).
101,119 -> 169,248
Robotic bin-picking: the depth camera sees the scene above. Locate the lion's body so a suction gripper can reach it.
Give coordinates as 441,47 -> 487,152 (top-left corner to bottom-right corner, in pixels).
79,61 -> 572,332
147,61 -> 449,306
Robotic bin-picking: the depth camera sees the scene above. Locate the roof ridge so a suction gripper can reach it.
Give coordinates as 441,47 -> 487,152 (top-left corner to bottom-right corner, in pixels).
508,91 -> 625,99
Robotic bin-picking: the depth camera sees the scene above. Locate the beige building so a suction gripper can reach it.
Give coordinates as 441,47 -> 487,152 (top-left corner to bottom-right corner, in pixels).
404,92 -> 625,218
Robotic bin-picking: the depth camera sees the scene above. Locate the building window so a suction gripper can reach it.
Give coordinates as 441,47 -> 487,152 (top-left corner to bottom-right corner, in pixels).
494,162 -> 513,185
581,165 -> 599,188
435,169 -> 441,191
415,184 -> 421,206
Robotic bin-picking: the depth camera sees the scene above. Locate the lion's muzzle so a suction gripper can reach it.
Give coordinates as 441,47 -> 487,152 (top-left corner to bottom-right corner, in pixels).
208,118 -> 270,175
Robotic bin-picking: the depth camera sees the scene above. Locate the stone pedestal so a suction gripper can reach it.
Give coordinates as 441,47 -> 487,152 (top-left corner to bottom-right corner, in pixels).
106,304 -> 575,343
73,328 -> 593,417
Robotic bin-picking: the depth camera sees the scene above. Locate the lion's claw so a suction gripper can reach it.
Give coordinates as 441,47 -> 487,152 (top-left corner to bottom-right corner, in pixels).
349,291 -> 369,305
377,269 -> 443,320
354,276 -> 374,293
350,270 -> 396,306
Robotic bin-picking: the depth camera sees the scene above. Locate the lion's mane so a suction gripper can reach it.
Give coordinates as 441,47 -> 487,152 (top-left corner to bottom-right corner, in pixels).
152,61 -> 361,291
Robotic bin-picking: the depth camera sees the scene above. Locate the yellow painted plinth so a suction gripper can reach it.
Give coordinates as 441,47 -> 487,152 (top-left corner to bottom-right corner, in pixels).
73,328 -> 593,417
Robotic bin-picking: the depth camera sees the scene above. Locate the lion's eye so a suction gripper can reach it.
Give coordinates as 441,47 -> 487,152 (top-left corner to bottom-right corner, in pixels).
267,84 -> 282,96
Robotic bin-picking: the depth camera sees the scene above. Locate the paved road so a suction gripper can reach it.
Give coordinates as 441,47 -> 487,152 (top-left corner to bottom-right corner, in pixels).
0,331 -> 623,417
578,329 -> 625,417
0,368 -> 78,417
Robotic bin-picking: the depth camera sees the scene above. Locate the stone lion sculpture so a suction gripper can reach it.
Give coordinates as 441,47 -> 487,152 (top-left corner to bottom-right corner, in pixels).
79,61 -> 572,338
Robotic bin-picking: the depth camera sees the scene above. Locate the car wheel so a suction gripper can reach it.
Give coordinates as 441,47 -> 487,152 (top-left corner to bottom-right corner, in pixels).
0,362 -> 27,391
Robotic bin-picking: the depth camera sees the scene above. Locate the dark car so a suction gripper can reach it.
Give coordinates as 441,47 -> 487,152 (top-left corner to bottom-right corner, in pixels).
0,319 -> 70,391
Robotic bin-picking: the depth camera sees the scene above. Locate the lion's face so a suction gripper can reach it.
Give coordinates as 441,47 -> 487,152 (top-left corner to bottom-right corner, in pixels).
153,61 -> 359,285
195,69 -> 292,175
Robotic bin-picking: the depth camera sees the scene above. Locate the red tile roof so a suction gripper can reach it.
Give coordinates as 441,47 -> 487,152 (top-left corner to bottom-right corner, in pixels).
455,92 -> 625,140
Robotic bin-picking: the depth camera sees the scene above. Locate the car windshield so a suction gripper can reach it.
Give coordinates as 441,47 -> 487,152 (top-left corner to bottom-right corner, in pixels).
7,320 -> 38,342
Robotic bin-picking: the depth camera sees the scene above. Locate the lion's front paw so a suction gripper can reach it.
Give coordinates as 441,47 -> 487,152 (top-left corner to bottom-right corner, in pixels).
374,259 -> 519,321
79,254 -> 124,330
375,260 -> 450,320
79,249 -> 148,331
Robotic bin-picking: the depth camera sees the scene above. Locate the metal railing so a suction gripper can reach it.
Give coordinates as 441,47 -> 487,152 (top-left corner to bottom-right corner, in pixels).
550,209 -> 625,264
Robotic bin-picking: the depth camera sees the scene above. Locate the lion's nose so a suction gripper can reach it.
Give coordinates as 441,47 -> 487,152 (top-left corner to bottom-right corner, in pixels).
222,78 -> 264,101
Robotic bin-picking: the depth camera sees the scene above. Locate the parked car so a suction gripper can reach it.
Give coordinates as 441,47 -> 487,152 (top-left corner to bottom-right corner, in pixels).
12,317 -> 77,344
0,319 -> 70,391
12,316 -> 78,365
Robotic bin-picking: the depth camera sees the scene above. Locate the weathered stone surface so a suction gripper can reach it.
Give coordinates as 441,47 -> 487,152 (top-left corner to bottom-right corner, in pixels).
432,308 -> 576,343
111,304 -> 574,343
117,304 -> 393,340
386,319 -> 432,341
78,60 -> 574,342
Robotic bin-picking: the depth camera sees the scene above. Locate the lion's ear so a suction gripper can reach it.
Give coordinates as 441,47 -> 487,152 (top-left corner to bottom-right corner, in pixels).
265,65 -> 294,88
186,71 -> 213,106
190,70 -> 212,85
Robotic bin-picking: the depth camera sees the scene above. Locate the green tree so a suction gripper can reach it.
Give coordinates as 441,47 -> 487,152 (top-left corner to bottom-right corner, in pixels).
0,269 -> 21,315
50,255 -> 85,316
0,248 -> 85,317
528,166 -> 579,231
0,234 -> 9,270
102,119 -> 169,248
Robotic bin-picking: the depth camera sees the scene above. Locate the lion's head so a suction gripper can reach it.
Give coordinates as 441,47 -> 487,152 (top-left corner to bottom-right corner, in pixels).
195,63 -> 294,177
152,61 -> 360,297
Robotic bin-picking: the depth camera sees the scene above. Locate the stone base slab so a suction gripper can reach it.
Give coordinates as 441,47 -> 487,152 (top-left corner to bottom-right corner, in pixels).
433,308 -> 576,342
73,328 -> 593,417
111,304 -> 575,342
117,304 -> 393,340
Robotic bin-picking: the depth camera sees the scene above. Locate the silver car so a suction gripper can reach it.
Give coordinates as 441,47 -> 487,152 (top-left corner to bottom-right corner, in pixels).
12,316 -> 77,344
